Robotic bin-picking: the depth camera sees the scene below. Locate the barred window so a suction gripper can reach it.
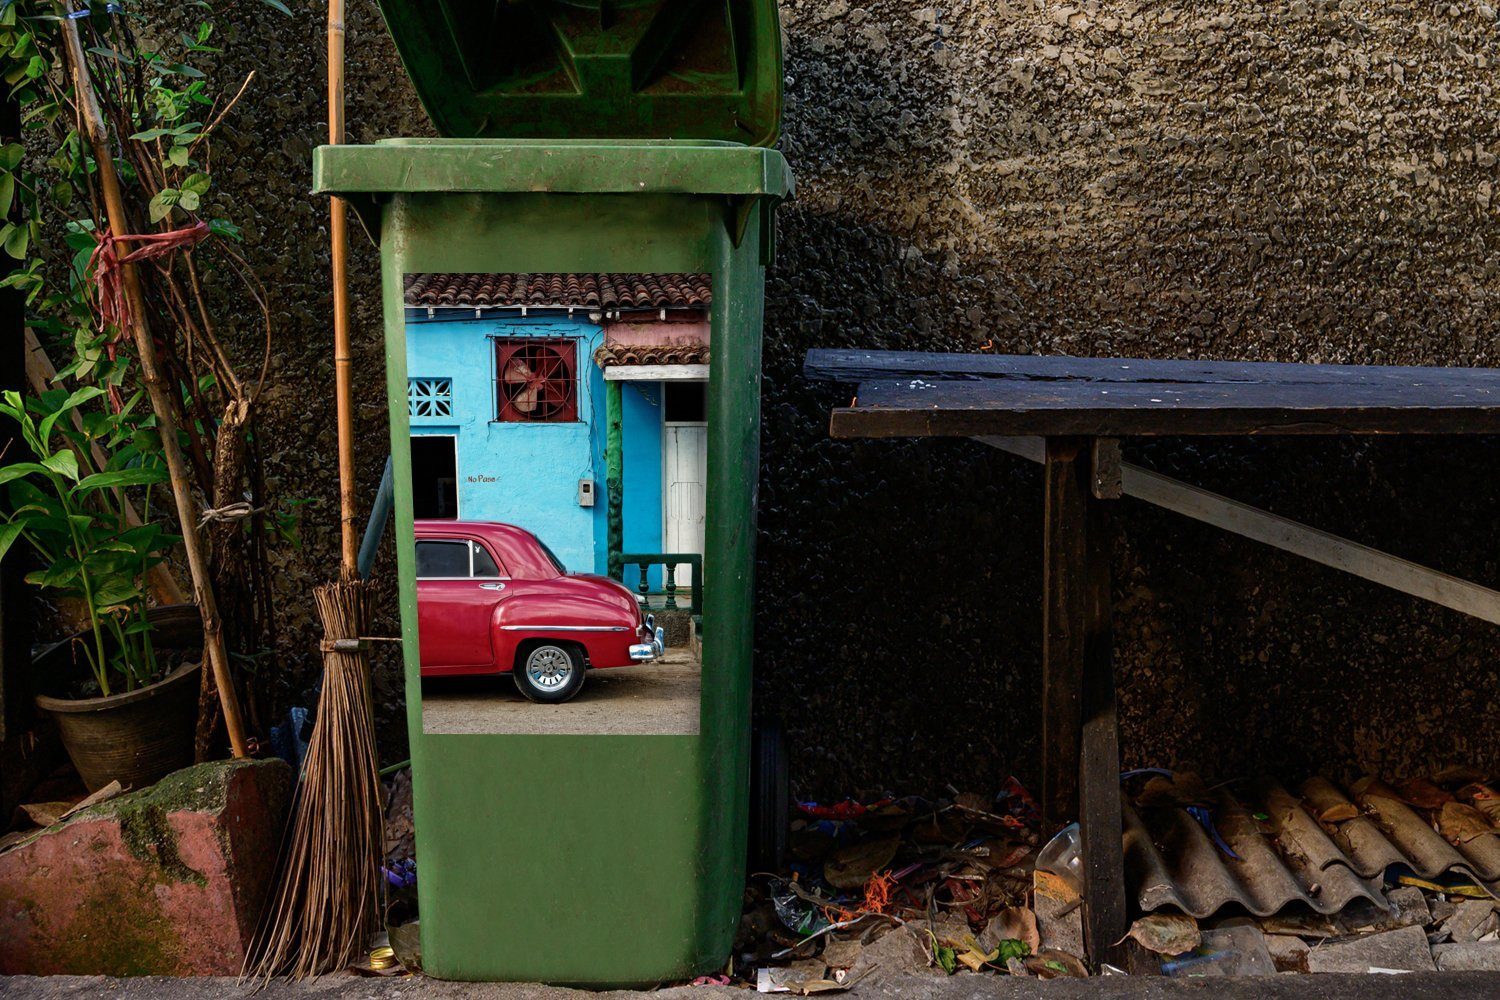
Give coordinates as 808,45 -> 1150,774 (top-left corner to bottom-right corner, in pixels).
495,339 -> 578,423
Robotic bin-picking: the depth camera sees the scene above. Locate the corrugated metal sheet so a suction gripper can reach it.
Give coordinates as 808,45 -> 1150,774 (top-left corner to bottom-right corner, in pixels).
1124,777 -> 1500,920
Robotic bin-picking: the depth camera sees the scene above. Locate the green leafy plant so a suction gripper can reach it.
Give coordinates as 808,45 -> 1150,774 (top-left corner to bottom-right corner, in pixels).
926,930 -> 958,975
0,385 -> 178,695
0,0 -> 293,746
987,938 -> 1030,965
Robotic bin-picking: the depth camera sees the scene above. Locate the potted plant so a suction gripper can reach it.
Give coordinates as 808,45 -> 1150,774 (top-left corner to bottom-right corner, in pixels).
0,385 -> 199,791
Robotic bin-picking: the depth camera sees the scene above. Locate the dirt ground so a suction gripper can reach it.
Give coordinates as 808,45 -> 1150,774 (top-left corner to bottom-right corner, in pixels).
5,972 -> 1500,1000
420,649 -> 700,736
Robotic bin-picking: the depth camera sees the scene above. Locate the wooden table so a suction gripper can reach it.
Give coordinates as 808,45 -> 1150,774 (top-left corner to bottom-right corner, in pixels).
804,348 -> 1500,966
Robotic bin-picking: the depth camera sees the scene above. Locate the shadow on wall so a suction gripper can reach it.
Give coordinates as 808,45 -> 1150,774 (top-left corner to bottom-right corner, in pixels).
756,212 -> 1500,797
224,0 -> 1500,790
754,0 -> 1500,794
1111,436 -> 1500,788
755,208 -> 1047,798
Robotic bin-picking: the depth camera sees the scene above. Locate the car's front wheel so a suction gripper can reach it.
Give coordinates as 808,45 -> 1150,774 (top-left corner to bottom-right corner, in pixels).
513,642 -> 585,703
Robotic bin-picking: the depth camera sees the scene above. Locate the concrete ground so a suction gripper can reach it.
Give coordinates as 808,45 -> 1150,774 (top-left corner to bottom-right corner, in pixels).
4,973 -> 1500,1000
420,649 -> 700,736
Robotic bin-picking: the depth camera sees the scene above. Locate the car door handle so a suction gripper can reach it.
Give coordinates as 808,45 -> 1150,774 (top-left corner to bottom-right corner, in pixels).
478,582 -> 506,591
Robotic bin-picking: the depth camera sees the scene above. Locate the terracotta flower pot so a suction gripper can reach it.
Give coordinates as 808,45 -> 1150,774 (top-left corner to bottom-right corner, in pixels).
33,604 -> 203,792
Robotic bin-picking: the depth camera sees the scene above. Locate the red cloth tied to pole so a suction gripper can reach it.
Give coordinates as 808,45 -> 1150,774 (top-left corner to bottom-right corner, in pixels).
87,219 -> 210,409
89,219 -> 210,336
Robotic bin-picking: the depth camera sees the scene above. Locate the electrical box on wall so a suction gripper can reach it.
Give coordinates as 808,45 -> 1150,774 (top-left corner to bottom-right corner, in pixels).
577,478 -> 595,507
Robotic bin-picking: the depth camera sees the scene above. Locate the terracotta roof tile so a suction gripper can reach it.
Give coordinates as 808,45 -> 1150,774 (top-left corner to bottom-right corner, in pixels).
592,343 -> 710,368
404,273 -> 711,311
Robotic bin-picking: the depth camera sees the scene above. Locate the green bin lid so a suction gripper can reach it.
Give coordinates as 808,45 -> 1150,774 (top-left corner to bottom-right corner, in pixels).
373,0 -> 783,146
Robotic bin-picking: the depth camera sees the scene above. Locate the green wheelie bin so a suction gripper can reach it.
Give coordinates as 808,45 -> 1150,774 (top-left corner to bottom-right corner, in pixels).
313,0 -> 791,986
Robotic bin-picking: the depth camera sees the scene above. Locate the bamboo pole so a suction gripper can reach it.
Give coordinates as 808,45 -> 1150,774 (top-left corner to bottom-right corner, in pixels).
61,9 -> 248,758
328,0 -> 358,577
24,329 -> 188,607
241,4 -> 383,974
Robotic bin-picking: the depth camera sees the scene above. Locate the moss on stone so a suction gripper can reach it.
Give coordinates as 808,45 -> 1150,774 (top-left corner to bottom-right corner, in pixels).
32,758 -> 285,886
73,757 -> 263,821
8,862 -> 186,974
117,802 -> 207,887
0,758 -> 291,974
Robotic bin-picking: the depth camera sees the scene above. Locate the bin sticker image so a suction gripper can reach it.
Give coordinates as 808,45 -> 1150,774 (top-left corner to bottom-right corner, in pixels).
404,273 -> 708,735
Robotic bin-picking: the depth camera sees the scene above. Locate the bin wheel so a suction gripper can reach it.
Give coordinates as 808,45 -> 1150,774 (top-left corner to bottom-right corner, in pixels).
749,718 -> 788,873
513,642 -> 585,703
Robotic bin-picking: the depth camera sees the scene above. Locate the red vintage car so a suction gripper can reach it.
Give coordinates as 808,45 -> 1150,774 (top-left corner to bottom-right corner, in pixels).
415,520 -> 663,703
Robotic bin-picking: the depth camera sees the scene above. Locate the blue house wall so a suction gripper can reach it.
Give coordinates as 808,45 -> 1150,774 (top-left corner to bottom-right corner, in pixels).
406,309 -> 664,581
621,381 -> 664,591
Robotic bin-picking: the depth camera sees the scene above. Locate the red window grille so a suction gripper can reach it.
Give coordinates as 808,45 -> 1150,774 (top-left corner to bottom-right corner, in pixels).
495,338 -> 579,423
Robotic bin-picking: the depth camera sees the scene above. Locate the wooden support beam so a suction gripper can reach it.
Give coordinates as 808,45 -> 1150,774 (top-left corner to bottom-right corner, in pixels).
1091,438 -> 1122,500
977,436 -> 1500,627
1079,495 -> 1127,965
1041,436 -> 1128,966
1121,465 -> 1500,625
976,435 -> 1044,462
1041,438 -> 1087,833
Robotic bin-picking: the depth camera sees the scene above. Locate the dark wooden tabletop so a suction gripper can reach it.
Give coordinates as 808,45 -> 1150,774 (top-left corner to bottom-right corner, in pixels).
804,349 -> 1500,437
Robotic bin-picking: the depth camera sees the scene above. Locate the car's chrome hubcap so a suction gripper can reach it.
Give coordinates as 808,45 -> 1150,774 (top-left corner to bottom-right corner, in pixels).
526,647 -> 572,689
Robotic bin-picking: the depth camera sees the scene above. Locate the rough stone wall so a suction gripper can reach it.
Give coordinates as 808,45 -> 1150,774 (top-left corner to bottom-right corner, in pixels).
127,0 -> 433,754
764,0 -> 1500,795
182,1 -> 1500,794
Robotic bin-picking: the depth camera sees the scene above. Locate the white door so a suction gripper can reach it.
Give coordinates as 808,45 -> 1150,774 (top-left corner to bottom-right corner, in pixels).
663,423 -> 707,589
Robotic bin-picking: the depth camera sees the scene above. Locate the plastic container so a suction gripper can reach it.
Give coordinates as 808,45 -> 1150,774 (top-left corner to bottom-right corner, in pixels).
312,0 -> 790,986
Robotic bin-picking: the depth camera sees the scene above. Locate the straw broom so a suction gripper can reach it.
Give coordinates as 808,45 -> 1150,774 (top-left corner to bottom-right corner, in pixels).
246,584 -> 382,977
244,0 -> 383,977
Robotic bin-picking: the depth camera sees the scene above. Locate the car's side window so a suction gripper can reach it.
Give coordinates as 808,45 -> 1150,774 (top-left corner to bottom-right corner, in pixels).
471,541 -> 503,578
416,540 -> 470,578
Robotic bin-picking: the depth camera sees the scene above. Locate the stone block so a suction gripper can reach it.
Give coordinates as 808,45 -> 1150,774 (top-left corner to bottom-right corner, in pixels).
1264,933 -> 1310,973
1304,924 -> 1436,974
1441,900 -> 1498,943
1433,941 -> 1500,972
0,758 -> 291,975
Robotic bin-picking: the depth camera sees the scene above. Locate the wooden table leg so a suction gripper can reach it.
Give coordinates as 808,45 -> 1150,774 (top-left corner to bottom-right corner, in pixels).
1080,494 -> 1128,966
1041,437 -> 1086,833
1043,437 -> 1128,967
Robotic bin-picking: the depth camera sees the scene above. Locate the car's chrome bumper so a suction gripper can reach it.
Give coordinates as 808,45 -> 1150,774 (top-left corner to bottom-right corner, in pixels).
630,618 -> 666,661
